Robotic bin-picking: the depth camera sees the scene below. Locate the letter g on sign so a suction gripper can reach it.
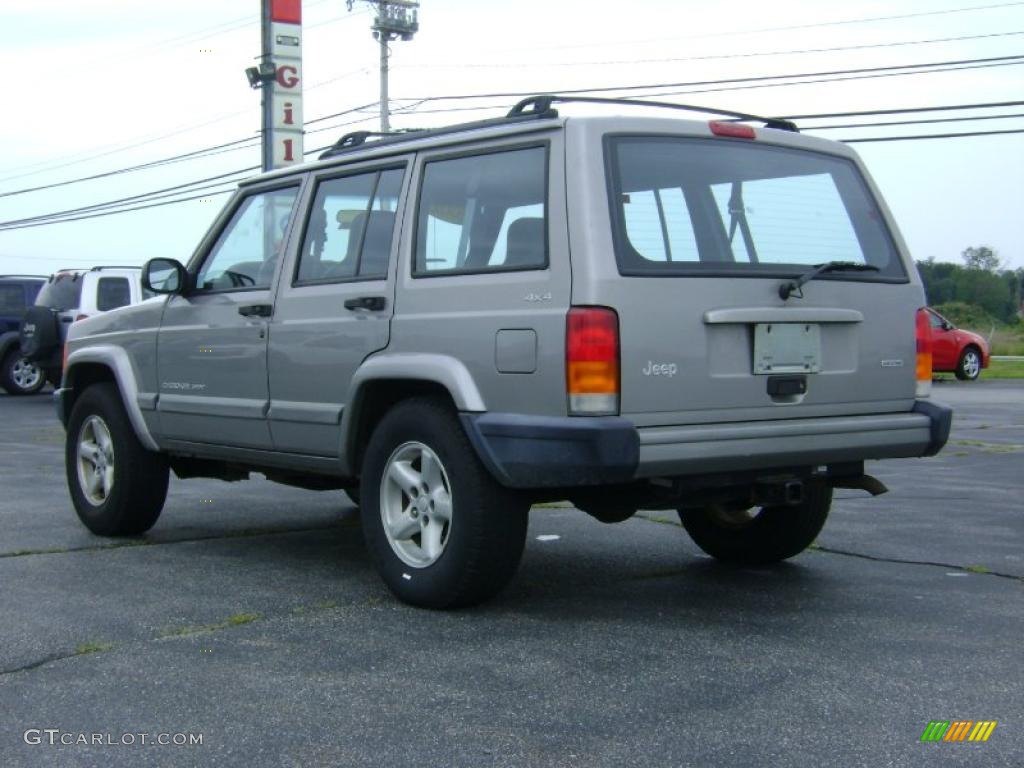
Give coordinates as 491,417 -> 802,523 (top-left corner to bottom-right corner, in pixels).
276,65 -> 299,88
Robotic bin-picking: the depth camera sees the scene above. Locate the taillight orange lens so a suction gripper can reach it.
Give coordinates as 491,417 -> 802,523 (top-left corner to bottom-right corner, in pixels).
916,308 -> 932,396
566,307 -> 619,415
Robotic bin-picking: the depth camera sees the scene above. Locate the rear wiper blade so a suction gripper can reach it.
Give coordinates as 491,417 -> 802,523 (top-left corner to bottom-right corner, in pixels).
779,261 -> 880,300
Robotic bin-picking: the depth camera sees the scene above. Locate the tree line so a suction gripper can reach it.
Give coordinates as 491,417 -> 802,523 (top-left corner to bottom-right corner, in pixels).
916,247 -> 1023,325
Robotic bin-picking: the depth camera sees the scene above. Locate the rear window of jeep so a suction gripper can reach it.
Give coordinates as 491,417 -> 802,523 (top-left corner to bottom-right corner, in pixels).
608,137 -> 905,280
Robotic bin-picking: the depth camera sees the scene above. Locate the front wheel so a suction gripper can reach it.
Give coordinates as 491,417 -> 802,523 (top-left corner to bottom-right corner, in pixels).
0,350 -> 45,395
66,383 -> 170,536
679,481 -> 831,565
359,397 -> 529,608
955,347 -> 982,381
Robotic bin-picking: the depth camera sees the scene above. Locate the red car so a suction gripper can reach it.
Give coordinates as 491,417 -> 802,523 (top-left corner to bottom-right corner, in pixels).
925,307 -> 990,381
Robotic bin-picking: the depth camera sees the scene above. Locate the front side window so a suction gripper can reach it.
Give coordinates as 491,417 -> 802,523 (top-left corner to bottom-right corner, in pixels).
96,277 -> 131,311
296,168 -> 404,283
609,137 -> 905,279
195,186 -> 300,292
415,146 -> 547,275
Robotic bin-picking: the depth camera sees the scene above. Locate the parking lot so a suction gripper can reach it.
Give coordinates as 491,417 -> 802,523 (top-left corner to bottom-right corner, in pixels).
0,381 -> 1021,767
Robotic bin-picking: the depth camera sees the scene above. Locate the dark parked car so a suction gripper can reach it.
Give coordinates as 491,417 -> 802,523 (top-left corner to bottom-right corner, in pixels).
925,307 -> 990,381
0,275 -> 46,395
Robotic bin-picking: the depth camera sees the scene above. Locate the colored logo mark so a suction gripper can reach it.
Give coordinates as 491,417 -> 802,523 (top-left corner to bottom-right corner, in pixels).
920,721 -> 997,742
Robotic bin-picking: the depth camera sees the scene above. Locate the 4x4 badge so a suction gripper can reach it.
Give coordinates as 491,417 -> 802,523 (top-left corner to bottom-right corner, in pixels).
523,292 -> 552,303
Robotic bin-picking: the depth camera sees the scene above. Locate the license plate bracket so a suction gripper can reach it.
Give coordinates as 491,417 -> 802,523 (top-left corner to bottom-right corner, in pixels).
753,323 -> 821,374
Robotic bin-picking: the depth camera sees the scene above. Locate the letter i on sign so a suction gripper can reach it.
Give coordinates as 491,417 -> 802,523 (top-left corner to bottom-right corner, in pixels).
283,103 -> 293,125
283,139 -> 294,162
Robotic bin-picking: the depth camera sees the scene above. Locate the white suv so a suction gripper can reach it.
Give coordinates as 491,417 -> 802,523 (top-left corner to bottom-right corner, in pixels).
20,266 -> 150,386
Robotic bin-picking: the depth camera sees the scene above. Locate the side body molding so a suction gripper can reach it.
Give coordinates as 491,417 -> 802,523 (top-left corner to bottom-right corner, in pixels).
338,353 -> 486,476
62,345 -> 160,451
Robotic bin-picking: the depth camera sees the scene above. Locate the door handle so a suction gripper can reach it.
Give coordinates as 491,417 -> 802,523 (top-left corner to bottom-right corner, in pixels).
238,303 -> 272,318
344,296 -> 386,312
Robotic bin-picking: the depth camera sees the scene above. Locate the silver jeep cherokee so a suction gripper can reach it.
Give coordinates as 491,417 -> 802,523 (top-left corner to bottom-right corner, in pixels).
56,96 -> 951,608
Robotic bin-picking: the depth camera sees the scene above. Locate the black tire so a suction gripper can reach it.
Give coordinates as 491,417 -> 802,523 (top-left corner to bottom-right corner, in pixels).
359,397 -> 529,609
679,481 -> 831,565
66,382 -> 169,536
955,347 -> 982,381
0,349 -> 46,395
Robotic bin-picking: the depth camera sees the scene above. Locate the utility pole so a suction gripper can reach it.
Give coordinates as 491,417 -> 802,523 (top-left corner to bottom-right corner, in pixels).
348,0 -> 420,132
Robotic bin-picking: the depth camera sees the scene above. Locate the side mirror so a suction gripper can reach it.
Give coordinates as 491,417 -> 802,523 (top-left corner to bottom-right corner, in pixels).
142,258 -> 188,295
942,321 -> 953,331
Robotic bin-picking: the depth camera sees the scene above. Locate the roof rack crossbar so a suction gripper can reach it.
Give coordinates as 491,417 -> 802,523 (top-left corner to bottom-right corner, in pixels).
507,94 -> 798,132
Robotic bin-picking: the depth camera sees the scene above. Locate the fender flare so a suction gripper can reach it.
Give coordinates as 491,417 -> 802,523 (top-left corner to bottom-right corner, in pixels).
338,353 -> 486,476
62,346 -> 160,451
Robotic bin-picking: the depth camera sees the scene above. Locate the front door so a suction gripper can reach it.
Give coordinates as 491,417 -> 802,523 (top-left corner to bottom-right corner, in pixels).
156,184 -> 301,449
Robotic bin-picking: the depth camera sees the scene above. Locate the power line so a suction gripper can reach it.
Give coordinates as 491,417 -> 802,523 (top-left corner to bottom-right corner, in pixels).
391,55 -> 1024,102
0,168 -> 259,230
781,100 -> 1024,119
0,102 -> 380,200
4,55 -> 1018,201
843,128 -> 1024,142
631,59 -> 1024,100
408,30 -> 1024,69
805,112 -> 1024,130
449,1 -> 1024,56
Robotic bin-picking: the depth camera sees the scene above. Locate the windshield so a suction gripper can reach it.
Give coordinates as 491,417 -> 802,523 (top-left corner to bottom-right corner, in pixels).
607,137 -> 906,280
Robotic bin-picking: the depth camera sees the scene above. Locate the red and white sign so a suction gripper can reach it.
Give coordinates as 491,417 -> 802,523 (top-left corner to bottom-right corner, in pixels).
270,0 -> 303,168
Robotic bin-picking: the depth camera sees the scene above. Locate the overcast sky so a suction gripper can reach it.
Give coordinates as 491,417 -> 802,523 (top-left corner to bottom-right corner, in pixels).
0,0 -> 1021,275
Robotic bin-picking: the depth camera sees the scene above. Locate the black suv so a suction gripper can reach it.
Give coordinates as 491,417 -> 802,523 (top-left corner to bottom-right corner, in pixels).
0,275 -> 46,395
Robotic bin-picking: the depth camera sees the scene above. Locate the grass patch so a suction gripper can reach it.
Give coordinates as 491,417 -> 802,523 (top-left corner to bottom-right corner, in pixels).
75,641 -> 113,655
160,612 -> 261,638
965,564 -> 991,574
983,358 -> 1024,379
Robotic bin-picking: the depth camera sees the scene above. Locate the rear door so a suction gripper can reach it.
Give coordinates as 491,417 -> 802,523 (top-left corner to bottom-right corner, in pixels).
589,131 -> 921,427
266,159 -> 409,456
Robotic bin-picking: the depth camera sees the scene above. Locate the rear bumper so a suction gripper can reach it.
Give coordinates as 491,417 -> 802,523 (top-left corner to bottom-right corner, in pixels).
459,413 -> 639,488
461,400 -> 952,489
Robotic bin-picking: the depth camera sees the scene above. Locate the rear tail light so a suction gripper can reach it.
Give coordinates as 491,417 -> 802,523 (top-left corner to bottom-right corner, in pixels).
566,306 -> 619,415
915,308 -> 932,397
62,343 -> 69,371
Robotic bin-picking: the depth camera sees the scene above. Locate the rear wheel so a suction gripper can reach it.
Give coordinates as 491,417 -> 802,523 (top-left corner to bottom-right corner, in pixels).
955,347 -> 982,381
66,383 -> 169,536
0,350 -> 45,395
679,481 -> 831,565
359,397 -> 529,608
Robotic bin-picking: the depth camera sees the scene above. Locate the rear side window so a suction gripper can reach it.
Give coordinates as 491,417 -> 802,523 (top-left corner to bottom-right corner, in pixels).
414,146 -> 547,276
96,276 -> 132,311
608,137 -> 905,280
36,273 -> 84,311
0,284 -> 26,314
296,167 -> 404,283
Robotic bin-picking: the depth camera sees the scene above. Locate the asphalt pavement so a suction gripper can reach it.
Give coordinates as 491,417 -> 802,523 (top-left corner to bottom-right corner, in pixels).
0,381 -> 1021,767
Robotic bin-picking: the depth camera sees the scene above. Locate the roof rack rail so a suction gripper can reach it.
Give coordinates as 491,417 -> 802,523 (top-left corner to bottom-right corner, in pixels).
507,94 -> 799,132
0,274 -> 46,279
88,265 -> 141,271
318,110 -> 559,160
